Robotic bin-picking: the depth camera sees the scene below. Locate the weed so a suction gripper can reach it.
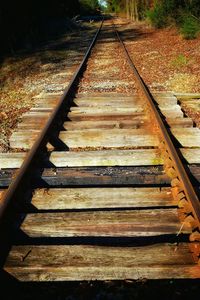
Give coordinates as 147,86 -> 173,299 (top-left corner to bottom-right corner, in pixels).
171,54 -> 189,68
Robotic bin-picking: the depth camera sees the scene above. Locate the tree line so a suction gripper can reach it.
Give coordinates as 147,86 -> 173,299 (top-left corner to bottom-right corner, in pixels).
106,0 -> 200,39
1,0 -> 200,55
106,0 -> 153,20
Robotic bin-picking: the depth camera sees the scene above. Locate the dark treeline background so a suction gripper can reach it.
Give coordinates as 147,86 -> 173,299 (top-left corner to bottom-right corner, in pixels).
106,0 -> 200,21
2,0 -> 200,55
0,0 -> 100,55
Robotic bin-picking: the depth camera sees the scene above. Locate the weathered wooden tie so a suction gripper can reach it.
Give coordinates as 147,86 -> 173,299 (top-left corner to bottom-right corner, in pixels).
2,20 -> 200,282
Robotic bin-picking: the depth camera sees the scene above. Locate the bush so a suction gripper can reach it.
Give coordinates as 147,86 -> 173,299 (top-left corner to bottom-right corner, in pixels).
146,0 -> 179,28
79,0 -> 100,14
180,15 -> 200,39
146,1 -> 200,40
146,4 -> 167,28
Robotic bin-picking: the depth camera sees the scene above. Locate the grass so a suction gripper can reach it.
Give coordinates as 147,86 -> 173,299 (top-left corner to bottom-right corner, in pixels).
171,54 -> 189,69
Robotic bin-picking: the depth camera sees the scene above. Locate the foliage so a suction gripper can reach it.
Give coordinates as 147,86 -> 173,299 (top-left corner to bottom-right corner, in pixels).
171,54 -> 189,68
180,15 -> 200,39
0,0 -> 100,55
146,0 -> 200,39
0,0 -> 81,55
106,0 -> 150,20
106,0 -> 122,13
185,0 -> 200,17
79,0 -> 100,14
146,0 -> 181,28
137,1 -> 150,20
146,2 -> 167,28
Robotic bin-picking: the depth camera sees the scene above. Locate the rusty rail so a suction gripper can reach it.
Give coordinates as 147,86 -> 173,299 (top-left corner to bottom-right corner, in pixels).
113,23 -> 200,241
0,19 -> 104,221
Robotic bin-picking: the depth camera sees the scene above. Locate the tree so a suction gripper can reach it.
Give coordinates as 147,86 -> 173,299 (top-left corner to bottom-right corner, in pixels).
0,0 -> 80,54
80,0 -> 101,14
107,0 -> 152,20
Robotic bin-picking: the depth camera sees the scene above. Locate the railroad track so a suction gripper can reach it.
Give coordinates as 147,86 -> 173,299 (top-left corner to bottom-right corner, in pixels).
0,18 -> 200,281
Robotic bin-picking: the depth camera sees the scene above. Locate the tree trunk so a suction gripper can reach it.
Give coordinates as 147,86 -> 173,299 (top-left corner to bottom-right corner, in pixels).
126,0 -> 129,19
134,0 -> 139,21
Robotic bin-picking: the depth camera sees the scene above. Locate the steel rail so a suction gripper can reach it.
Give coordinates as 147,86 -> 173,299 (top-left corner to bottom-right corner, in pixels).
113,23 -> 200,231
0,19 -> 104,221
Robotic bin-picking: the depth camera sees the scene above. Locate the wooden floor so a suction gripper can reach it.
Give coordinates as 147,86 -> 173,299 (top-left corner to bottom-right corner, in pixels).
1,22 -> 200,281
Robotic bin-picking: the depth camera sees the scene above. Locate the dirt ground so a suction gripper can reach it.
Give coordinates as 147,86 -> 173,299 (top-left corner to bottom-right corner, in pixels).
119,19 -> 200,93
0,20 -> 97,150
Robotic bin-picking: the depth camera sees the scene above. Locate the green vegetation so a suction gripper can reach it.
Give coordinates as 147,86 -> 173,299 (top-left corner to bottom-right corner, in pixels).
146,0 -> 177,28
180,15 -> 200,39
80,0 -> 100,14
106,0 -> 122,13
146,0 -> 200,39
106,0 -> 151,20
146,3 -> 168,28
171,54 -> 189,68
106,1 -> 200,39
